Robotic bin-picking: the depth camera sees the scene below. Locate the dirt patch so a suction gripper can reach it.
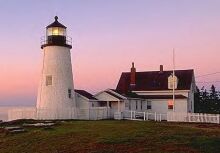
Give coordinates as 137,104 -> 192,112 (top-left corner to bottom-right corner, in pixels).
0,128 -> 5,133
161,144 -> 199,153
84,143 -> 145,153
196,124 -> 220,129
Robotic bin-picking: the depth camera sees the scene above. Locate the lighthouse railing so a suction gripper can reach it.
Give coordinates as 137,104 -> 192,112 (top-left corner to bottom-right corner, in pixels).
40,36 -> 72,46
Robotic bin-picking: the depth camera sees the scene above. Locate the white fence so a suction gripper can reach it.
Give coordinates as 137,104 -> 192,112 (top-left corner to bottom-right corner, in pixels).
8,108 -> 220,124
8,107 -> 37,121
8,107 -> 109,121
123,111 -> 167,121
167,112 -> 220,124
77,107 -> 109,120
37,108 -> 76,120
123,111 -> 220,124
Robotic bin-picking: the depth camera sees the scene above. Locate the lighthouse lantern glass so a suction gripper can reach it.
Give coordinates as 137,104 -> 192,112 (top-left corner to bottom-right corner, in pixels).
47,27 -> 66,36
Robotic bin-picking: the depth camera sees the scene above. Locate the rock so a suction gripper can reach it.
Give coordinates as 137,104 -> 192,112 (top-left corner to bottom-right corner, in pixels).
4,126 -> 25,133
23,122 -> 55,127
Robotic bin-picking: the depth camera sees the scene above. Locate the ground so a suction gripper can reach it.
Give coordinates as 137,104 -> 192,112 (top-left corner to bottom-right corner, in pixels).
0,120 -> 220,153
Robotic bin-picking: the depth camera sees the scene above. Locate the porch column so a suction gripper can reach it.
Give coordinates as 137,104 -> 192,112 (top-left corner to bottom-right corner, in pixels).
118,101 -> 120,112
107,101 -> 110,117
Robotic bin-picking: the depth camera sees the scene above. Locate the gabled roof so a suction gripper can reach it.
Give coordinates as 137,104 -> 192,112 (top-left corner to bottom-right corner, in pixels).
116,69 -> 194,94
75,90 -> 97,100
94,89 -> 127,101
105,91 -> 124,100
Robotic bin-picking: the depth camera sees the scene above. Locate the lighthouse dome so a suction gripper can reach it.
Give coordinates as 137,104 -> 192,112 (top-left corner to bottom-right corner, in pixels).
47,16 -> 66,29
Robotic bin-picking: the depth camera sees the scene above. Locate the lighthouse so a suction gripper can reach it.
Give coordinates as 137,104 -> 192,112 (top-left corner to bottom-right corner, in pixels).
36,16 -> 76,119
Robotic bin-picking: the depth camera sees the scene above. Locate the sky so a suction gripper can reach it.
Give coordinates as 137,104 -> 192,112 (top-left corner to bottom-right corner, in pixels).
0,0 -> 220,106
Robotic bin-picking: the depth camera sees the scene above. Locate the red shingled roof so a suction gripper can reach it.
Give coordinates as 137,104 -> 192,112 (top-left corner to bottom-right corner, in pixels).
116,69 -> 194,94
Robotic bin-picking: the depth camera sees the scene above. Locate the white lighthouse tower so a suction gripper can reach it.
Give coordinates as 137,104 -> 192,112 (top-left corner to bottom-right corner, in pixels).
37,16 -> 76,119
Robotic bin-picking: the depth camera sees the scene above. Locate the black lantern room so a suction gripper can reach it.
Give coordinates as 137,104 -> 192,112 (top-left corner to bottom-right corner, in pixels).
41,16 -> 72,49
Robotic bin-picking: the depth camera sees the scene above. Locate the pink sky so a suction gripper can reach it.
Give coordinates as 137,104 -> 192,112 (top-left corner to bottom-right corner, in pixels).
1,0 -> 220,106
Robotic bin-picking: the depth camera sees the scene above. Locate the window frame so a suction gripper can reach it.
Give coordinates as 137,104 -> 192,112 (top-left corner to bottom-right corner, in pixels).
46,75 -> 52,86
136,101 -> 138,110
128,100 -> 131,110
47,27 -> 67,36
68,89 -> 72,99
168,100 -> 174,110
141,101 -> 143,110
147,101 -> 152,110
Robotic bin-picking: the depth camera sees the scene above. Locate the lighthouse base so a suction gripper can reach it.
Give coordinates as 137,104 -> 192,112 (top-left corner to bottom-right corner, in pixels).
36,108 -> 76,120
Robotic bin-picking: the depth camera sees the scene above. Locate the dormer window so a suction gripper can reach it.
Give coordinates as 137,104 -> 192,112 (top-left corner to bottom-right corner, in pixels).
168,73 -> 178,89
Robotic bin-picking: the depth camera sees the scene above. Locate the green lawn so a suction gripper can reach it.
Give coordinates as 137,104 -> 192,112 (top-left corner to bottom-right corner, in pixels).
0,120 -> 220,153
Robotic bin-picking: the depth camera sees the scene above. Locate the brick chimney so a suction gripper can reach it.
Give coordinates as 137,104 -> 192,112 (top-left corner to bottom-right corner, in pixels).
159,65 -> 163,73
130,62 -> 136,86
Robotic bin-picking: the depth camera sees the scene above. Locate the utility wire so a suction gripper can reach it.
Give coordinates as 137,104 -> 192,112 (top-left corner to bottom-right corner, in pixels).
196,81 -> 220,84
196,72 -> 220,78
196,72 -> 220,84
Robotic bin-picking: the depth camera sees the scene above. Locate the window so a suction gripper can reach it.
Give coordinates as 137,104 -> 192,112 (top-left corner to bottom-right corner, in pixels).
58,28 -> 65,35
141,101 -> 143,110
52,27 -> 59,35
147,101 -> 152,109
100,101 -> 107,107
136,101 -> 138,110
190,101 -> 192,112
109,102 -> 112,108
47,28 -> 52,36
168,100 -> 174,110
46,75 -> 52,86
125,101 -> 129,108
47,27 -> 66,36
68,89 -> 72,98
128,100 -> 131,110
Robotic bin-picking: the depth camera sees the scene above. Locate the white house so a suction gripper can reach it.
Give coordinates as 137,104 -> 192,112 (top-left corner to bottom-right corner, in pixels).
95,63 -> 196,120
75,89 -> 99,109
74,89 -> 109,120
94,89 -> 127,118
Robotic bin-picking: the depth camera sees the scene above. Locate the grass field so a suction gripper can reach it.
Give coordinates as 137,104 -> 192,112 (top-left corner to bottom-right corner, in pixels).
0,120 -> 220,153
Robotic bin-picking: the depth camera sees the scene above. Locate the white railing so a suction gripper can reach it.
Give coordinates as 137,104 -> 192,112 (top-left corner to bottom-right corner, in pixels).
123,110 -> 167,121
40,36 -> 72,46
167,112 -> 220,124
8,108 -> 220,124
123,111 -> 220,124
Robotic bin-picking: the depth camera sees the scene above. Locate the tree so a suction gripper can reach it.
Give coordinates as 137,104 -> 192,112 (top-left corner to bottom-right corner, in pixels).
194,85 -> 220,114
194,86 -> 202,113
209,84 -> 218,100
